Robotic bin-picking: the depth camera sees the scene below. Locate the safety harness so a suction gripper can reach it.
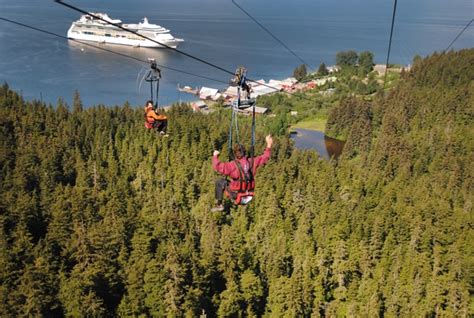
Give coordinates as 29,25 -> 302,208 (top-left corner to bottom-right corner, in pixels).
144,58 -> 161,129
144,108 -> 156,129
225,159 -> 255,205
225,67 -> 257,205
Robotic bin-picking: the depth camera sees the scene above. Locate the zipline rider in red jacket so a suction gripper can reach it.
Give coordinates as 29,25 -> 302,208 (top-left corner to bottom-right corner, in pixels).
211,135 -> 273,211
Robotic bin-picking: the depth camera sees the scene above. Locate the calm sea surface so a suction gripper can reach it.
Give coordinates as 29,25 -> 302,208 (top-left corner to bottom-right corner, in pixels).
0,0 -> 472,107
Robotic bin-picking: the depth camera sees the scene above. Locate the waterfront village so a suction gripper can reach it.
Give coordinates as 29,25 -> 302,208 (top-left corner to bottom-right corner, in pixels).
173,63 -> 408,116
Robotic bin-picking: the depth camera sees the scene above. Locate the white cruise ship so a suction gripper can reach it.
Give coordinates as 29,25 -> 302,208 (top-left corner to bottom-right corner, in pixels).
67,13 -> 184,48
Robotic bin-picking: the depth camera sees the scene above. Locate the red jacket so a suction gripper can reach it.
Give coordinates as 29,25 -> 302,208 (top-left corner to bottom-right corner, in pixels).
212,148 -> 271,190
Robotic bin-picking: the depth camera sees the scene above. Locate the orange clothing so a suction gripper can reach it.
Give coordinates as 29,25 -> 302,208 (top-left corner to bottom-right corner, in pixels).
146,108 -> 167,122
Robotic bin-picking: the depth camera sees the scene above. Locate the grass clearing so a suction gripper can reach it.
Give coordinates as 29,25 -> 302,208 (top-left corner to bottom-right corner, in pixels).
292,115 -> 327,132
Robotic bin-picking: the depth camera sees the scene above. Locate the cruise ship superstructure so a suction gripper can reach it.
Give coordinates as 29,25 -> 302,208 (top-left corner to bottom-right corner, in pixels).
67,13 -> 184,48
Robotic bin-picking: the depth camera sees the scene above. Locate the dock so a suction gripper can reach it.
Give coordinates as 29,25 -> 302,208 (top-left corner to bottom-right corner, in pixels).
177,84 -> 198,95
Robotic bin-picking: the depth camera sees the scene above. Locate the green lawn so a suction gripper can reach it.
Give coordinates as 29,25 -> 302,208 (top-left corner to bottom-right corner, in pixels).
291,116 -> 327,132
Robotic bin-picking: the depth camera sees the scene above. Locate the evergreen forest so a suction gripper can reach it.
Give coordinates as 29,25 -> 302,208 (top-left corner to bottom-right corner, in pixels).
0,49 -> 473,316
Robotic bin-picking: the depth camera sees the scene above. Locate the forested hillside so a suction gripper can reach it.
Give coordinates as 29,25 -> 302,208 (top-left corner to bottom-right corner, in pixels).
1,49 -> 472,316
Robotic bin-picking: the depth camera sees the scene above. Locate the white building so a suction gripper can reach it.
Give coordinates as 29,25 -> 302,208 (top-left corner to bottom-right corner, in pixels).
251,85 -> 278,98
327,65 -> 340,73
249,79 -> 266,87
223,86 -> 239,97
374,64 -> 387,75
199,87 -> 219,100
314,76 -> 337,86
238,106 -> 268,115
191,100 -> 208,112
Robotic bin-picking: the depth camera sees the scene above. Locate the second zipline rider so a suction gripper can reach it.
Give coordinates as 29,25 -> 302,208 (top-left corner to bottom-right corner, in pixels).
144,100 -> 168,135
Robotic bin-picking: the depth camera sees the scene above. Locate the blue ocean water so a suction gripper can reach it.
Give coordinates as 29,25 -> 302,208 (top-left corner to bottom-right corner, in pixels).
0,0 -> 472,107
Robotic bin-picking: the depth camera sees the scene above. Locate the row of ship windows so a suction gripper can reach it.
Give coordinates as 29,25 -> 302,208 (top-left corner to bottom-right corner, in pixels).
81,31 -> 142,40
83,31 -> 127,38
79,25 -> 104,29
77,25 -> 150,35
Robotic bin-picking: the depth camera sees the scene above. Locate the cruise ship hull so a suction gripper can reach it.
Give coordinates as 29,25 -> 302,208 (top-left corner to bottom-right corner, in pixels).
67,31 -> 182,48
66,14 -> 184,49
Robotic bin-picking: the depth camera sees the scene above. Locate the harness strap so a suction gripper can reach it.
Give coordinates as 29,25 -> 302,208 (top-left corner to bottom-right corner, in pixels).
235,160 -> 244,192
250,103 -> 256,173
145,59 -> 161,108
234,159 -> 254,193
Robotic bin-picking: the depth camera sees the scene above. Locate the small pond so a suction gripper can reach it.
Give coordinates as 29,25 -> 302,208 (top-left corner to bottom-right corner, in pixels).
290,128 -> 345,160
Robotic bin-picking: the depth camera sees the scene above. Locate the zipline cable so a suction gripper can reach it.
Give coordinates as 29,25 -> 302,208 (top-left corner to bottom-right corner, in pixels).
445,19 -> 473,52
55,0 -> 235,76
0,16 -> 230,85
54,1 -> 319,103
250,101 -> 256,171
231,0 -> 313,69
145,59 -> 162,107
228,68 -> 257,161
228,109 -> 234,159
1,15 -> 315,107
384,0 -> 398,88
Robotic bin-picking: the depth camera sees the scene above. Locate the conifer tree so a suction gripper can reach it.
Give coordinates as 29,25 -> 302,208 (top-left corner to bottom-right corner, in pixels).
0,49 -> 472,316
72,90 -> 83,114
